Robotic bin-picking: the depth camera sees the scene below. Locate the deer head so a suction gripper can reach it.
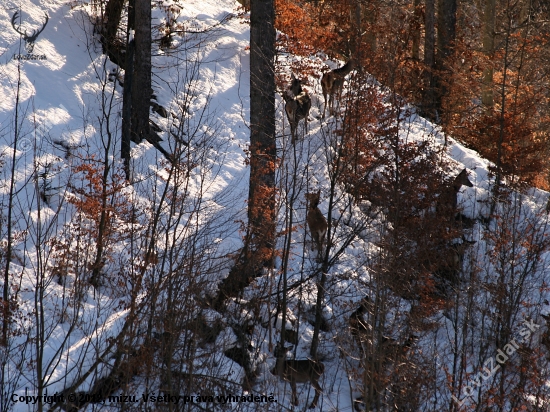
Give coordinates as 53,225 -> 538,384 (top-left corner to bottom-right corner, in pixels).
289,74 -> 303,97
437,168 -> 474,218
283,85 -> 311,144
11,11 -> 49,54
452,168 -> 474,192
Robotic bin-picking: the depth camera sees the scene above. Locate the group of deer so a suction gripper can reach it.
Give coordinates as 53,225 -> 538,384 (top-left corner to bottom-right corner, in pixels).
283,58 -> 355,143
267,191 -> 327,408
268,60 -> 356,409
277,60 -> 476,408
271,155 -> 475,410
284,60 -> 356,260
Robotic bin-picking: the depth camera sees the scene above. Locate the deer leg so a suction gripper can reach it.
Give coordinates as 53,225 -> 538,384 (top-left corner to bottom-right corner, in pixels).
334,86 -> 341,117
322,92 -> 328,119
291,381 -> 299,406
311,231 -> 319,251
318,229 -> 326,261
309,380 -> 322,409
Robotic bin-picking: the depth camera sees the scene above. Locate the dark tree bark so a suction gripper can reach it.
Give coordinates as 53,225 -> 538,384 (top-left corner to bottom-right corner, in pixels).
212,0 -> 276,309
435,0 -> 456,116
412,0 -> 421,60
100,0 -> 126,68
121,0 -> 134,179
437,0 -> 456,62
103,0 -> 125,47
422,0 -> 436,119
247,0 -> 276,268
482,0 -> 496,108
130,0 -> 151,144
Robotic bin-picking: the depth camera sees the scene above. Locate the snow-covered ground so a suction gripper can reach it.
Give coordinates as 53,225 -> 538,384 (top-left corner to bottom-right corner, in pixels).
1,0 -> 550,410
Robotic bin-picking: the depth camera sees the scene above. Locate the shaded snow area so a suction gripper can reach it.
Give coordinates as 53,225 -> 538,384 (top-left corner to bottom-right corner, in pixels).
1,0 -> 550,411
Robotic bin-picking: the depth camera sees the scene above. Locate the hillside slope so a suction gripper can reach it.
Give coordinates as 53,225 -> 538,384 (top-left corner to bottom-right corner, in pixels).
1,0 -> 550,411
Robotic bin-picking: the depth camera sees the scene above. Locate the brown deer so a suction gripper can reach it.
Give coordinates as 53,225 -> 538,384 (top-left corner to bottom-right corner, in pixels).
321,59 -> 355,119
349,298 -> 372,354
289,73 -> 303,96
272,342 -> 324,408
283,75 -> 311,144
11,11 -> 49,54
305,190 -> 328,260
434,236 -> 476,283
437,168 -> 473,219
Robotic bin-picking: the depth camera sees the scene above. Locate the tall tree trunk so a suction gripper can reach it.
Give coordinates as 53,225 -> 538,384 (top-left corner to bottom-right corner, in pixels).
364,2 -> 377,59
435,0 -> 456,116
248,0 -> 276,270
422,0 -> 436,119
103,0 -> 125,47
412,0 -> 421,60
212,0 -> 276,310
481,0 -> 496,108
352,0 -> 362,65
100,0 -> 127,68
131,0 -> 151,143
436,0 -> 456,63
121,0 -> 134,179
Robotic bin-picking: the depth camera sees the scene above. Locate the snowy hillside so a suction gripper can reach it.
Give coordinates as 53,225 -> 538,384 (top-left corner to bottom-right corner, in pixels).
1,0 -> 550,411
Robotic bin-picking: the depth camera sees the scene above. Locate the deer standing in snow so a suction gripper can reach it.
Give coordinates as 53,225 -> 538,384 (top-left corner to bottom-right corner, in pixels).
272,342 -> 324,408
349,297 -> 372,355
321,59 -> 355,118
306,190 -> 328,260
283,75 -> 311,144
433,235 -> 476,283
436,168 -> 474,220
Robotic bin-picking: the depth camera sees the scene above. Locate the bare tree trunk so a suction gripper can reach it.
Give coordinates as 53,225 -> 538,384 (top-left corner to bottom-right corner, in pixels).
412,0 -> 421,60
422,0 -> 436,119
103,0 -> 125,47
131,0 -> 151,143
121,0 -> 134,178
481,0 -> 495,108
490,16 -> 511,219
248,0 -> 276,269
435,0 -> 456,116
212,0 -> 275,310
2,62 -> 23,347
437,0 -> 456,64
364,2 -> 377,59
353,0 -> 362,65
99,0 -> 127,68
